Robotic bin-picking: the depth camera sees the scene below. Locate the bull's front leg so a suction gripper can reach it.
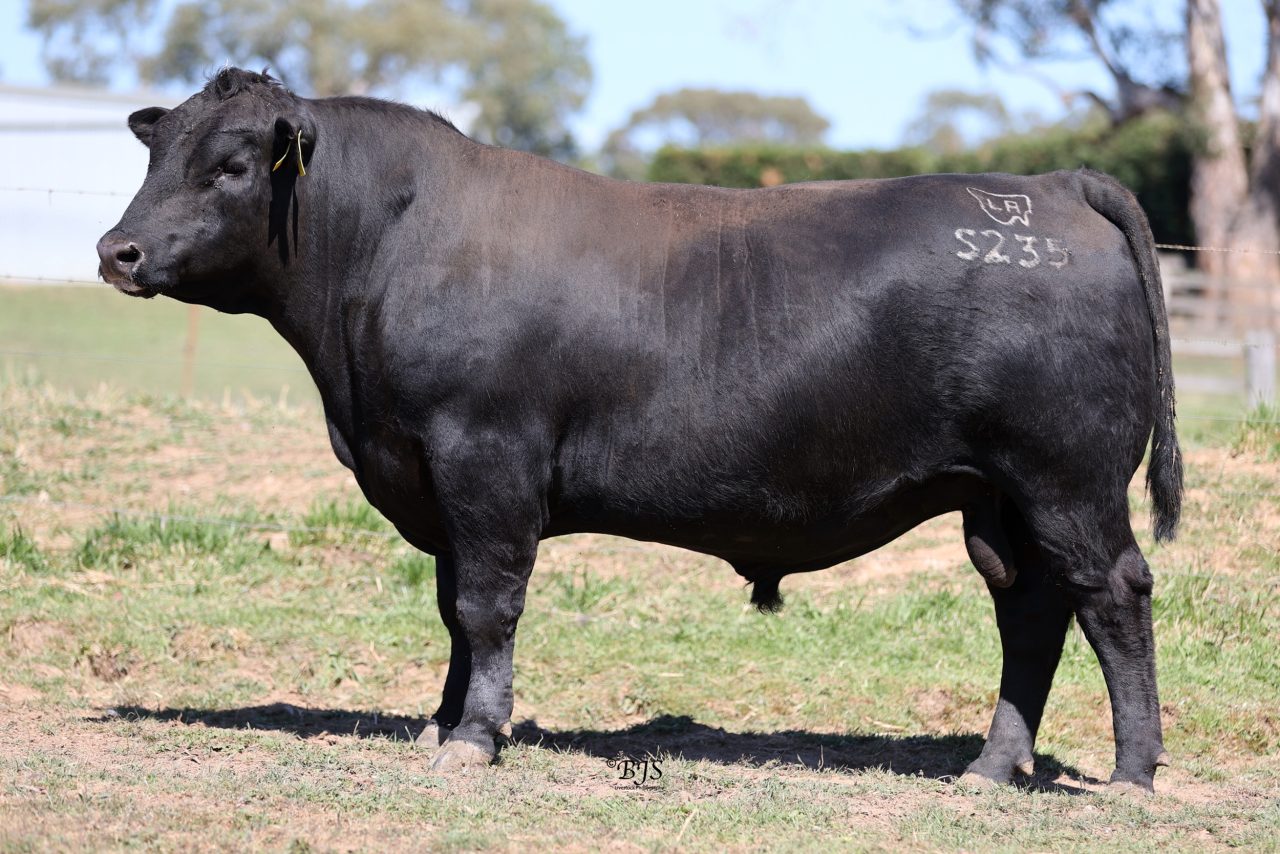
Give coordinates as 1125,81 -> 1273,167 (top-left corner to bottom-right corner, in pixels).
426,436 -> 545,772
415,553 -> 470,748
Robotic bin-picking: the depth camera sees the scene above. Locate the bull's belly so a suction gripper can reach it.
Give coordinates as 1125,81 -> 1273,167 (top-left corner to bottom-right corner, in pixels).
546,469 -> 989,576
342,413 -> 991,571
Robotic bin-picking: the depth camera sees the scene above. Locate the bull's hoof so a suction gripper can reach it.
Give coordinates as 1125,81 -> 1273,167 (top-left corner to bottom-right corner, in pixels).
415,719 -> 451,749
957,770 -> 1002,789
430,738 -> 495,772
1107,779 -> 1155,798
1107,766 -> 1157,796
959,755 -> 1034,788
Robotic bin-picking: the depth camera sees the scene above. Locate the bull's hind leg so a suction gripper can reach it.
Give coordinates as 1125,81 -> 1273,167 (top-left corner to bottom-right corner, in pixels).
963,500 -> 1072,785
1004,497 -> 1167,792
1072,541 -> 1169,791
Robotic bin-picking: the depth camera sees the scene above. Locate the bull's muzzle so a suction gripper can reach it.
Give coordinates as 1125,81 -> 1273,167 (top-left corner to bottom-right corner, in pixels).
96,233 -> 151,295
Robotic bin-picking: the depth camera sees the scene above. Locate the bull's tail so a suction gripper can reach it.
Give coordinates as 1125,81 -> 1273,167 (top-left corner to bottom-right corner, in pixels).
1079,169 -> 1183,541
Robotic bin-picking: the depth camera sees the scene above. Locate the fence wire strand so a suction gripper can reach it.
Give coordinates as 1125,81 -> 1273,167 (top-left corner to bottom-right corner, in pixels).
1156,242 -> 1280,256
0,347 -> 308,374
4,182 -> 1280,255
0,185 -> 129,198
2,275 -> 104,286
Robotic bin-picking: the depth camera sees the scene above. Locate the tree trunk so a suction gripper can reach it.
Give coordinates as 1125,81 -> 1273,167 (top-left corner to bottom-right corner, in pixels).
1185,0 -> 1249,278
1224,1 -> 1280,325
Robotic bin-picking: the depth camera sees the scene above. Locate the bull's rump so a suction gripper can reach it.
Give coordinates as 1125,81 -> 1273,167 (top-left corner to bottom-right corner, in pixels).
546,171 -> 1156,562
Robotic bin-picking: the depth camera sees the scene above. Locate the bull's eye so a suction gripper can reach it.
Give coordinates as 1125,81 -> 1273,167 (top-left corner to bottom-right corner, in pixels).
204,161 -> 246,188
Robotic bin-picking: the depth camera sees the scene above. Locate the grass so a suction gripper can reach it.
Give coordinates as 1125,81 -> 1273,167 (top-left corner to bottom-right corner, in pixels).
0,525 -> 46,573
1,375 -> 1279,850
1234,403 -> 1280,460
0,284 -> 316,406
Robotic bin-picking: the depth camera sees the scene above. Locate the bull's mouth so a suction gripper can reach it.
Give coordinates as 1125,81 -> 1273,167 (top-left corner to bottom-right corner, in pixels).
98,264 -> 158,298
113,281 -> 158,299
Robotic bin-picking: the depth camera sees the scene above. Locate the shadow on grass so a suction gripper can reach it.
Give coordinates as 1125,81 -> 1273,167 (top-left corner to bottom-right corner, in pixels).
511,715 -> 1097,792
97,705 -> 1097,791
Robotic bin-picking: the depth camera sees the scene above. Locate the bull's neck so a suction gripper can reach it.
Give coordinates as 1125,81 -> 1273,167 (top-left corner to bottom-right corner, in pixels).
257,100 -> 473,408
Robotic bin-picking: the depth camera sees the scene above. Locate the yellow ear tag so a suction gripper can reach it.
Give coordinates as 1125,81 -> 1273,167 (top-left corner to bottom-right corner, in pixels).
271,131 -> 306,176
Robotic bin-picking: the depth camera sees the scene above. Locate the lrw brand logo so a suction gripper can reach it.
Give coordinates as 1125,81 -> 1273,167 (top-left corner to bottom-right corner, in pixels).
966,187 -> 1033,227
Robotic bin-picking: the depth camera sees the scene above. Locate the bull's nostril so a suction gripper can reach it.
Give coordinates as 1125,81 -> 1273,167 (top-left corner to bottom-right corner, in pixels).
116,244 -> 141,265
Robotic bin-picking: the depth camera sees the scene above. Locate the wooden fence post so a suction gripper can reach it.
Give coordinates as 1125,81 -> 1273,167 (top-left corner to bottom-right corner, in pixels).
1245,330 -> 1277,409
181,305 -> 200,398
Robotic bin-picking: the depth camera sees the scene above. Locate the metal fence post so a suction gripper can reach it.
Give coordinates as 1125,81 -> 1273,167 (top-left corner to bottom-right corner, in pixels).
1245,330 -> 1277,409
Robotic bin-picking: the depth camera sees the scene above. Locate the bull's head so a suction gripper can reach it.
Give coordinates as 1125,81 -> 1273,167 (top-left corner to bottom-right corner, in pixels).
96,69 -> 316,311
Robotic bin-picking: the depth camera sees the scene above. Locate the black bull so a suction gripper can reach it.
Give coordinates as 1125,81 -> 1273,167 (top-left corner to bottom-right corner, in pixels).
97,69 -> 1182,791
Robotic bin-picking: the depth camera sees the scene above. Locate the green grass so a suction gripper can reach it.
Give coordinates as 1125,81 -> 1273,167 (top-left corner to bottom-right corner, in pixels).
391,552 -> 436,589
1,375 -> 1278,850
1233,403 -> 1280,460
0,284 -> 316,406
290,497 -> 395,548
0,525 -> 46,573
2,503 -> 1278,848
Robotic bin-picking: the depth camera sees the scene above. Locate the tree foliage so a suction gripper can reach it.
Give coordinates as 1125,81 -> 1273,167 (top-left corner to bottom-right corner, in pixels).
25,0 -> 590,158
900,89 -> 1017,153
948,0 -> 1184,123
947,0 -> 1280,287
649,110 -> 1195,245
27,0 -> 148,85
602,87 -> 830,178
457,0 -> 591,159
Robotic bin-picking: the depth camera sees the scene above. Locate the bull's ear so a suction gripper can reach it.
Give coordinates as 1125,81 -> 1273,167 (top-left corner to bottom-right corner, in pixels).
127,107 -> 169,147
272,115 -> 318,174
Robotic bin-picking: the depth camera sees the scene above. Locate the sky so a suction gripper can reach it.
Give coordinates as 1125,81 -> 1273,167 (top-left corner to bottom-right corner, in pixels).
0,1 -> 1269,283
550,0 -> 1265,150
0,0 -> 1269,151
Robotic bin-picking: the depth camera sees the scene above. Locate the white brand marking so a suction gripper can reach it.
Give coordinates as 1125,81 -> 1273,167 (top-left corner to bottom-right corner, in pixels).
955,228 -> 980,260
1046,238 -> 1069,268
980,229 -> 1011,264
1015,235 -> 1040,268
953,229 -> 1069,269
966,187 -> 1033,227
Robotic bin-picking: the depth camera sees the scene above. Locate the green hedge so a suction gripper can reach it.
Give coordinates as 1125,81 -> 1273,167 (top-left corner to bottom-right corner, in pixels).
647,112 -> 1195,245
